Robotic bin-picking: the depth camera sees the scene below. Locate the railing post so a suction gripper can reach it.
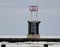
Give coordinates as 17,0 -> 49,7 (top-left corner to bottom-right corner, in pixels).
44,44 -> 48,47
1,44 -> 6,47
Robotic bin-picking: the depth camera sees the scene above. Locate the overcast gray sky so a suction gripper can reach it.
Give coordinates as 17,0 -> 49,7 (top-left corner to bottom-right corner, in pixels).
0,0 -> 60,36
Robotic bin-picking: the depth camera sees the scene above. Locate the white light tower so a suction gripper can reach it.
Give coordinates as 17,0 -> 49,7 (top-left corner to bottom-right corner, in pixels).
27,1 -> 41,38
29,5 -> 38,21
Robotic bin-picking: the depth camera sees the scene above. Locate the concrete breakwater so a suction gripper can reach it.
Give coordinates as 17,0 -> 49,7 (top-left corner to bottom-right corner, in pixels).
0,42 -> 60,47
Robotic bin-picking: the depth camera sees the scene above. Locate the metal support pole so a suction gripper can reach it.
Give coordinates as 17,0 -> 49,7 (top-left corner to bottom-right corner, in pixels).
1,44 -> 6,47
44,44 -> 48,47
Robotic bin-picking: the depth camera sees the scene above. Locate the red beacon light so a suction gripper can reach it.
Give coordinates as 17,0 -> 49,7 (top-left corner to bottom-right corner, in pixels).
29,5 -> 38,11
